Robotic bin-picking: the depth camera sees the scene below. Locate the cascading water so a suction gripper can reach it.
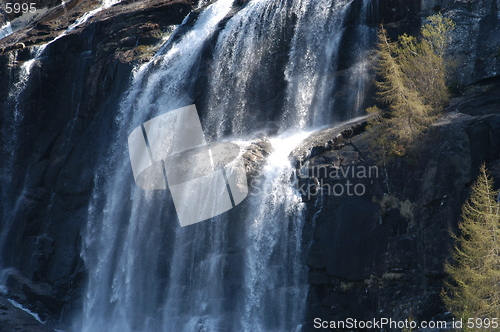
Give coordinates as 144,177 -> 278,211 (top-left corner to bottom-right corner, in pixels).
0,49 -> 23,276
240,133 -> 311,332
0,0 -> 125,299
343,0 -> 377,119
0,22 -> 13,40
79,1 -> 236,331
282,0 -> 353,128
77,0 -> 376,331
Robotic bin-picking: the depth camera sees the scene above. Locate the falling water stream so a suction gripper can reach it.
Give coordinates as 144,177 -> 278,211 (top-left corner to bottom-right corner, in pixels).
0,22 -> 13,40
0,49 -> 24,281
1,0 -> 376,330
78,0 -> 376,331
0,0 -> 124,302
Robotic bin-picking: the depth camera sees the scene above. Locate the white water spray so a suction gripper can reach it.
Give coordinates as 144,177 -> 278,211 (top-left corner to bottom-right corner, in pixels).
77,0 -> 376,331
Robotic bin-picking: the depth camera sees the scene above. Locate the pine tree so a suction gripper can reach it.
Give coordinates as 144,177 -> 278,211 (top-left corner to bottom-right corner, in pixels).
367,14 -> 454,159
371,28 -> 432,156
443,164 -> 500,330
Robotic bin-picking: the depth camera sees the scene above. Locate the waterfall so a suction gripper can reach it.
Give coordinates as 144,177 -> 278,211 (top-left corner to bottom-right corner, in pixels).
0,22 -> 13,40
241,133 -> 310,332
0,48 -> 32,274
79,1 -> 236,331
0,0 -> 125,300
204,0 -> 356,136
282,0 -> 353,128
77,0 -> 376,331
342,0 -> 376,119
204,0 -> 296,137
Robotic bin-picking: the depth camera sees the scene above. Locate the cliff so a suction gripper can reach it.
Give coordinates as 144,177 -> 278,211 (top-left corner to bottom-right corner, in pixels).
297,81 -> 500,330
0,0 -> 499,330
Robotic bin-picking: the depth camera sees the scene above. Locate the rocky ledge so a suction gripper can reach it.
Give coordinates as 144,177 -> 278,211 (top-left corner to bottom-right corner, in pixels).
0,293 -> 50,332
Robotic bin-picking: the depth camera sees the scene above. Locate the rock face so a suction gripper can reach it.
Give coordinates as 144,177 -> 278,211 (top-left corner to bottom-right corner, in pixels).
299,82 -> 500,330
242,136 -> 274,178
0,0 -> 500,330
370,0 -> 500,87
0,291 -> 50,332
441,0 -> 500,86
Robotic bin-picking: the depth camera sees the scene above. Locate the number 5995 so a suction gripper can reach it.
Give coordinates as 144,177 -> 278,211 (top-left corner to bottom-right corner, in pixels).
4,3 -> 37,14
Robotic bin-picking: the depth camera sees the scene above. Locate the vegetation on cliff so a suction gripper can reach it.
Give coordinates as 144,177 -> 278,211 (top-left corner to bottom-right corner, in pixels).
443,164 -> 500,330
368,14 -> 455,160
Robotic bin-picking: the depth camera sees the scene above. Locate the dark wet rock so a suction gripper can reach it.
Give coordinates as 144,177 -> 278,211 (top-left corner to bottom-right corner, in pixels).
366,0 -> 500,87
300,82 -> 500,331
0,293 -> 49,332
3,268 -> 62,321
243,136 -> 273,179
291,117 -> 370,169
448,78 -> 500,115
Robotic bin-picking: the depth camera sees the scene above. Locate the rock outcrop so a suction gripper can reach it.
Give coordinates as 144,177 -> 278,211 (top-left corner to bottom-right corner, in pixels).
299,81 -> 500,330
0,292 -> 50,332
370,0 -> 500,86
